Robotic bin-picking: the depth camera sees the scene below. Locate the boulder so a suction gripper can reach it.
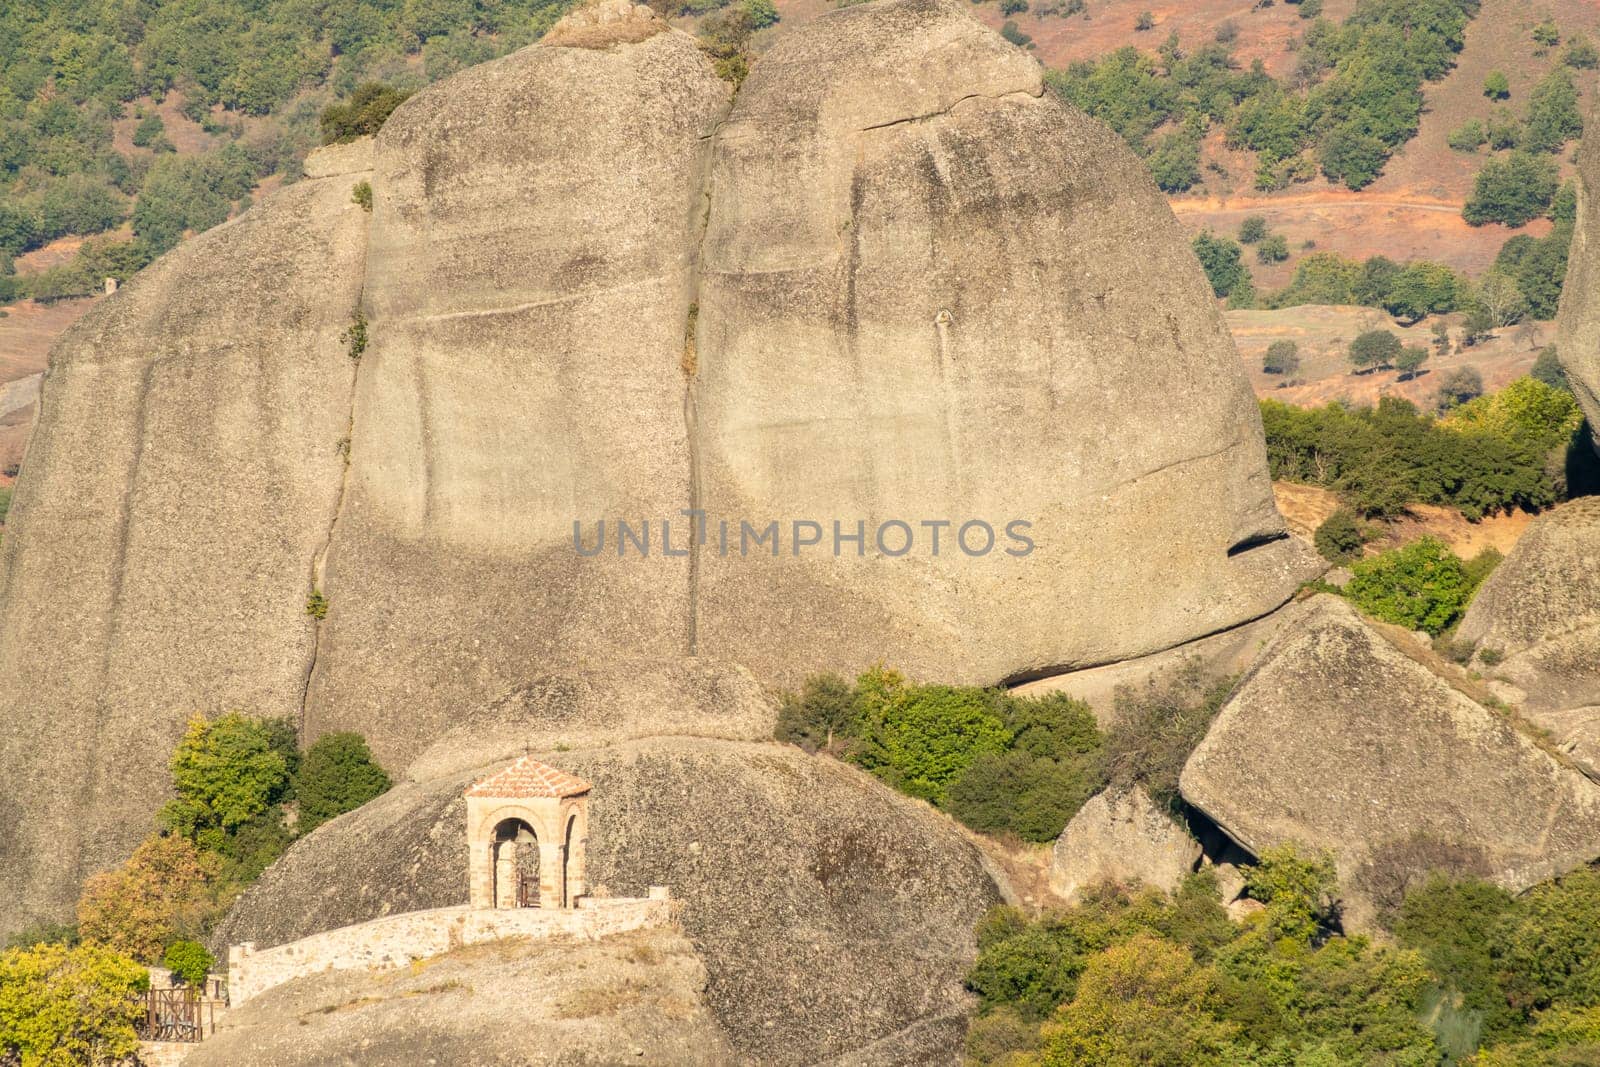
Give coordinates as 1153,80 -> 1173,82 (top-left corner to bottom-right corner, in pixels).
212,738 -> 1002,1065
1455,498 -> 1600,763
0,0 -> 1317,931
1049,786 -> 1200,902
1560,102 -> 1600,446
185,926 -> 737,1067
1181,595 -> 1600,926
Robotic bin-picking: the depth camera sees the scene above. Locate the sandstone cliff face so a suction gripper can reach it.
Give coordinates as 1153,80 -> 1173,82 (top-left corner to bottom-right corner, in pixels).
1561,104 -> 1600,445
212,738 -> 1001,1065
0,0 -> 1315,931
1181,595 -> 1600,926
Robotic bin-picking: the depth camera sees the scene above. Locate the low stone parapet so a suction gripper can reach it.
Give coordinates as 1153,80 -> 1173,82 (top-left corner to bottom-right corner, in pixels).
227,892 -> 671,1007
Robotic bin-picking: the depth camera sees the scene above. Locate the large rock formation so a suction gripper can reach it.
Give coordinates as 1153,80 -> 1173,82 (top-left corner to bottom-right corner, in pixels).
1560,101 -> 1600,444
1048,785 -> 1200,903
0,0 -> 1315,931
1455,498 -> 1600,771
185,926 -> 738,1067
212,738 -> 1002,1065
1181,595 -> 1600,925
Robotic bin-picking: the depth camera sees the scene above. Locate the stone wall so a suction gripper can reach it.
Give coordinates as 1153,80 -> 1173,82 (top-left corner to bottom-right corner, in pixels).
227,893 -> 670,1007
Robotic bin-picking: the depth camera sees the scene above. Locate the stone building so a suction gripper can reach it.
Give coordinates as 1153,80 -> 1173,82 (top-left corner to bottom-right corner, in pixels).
465,756 -> 591,910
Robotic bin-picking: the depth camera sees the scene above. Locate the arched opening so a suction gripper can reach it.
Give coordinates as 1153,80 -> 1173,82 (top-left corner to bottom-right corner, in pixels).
491,818 -> 540,908
563,812 -> 582,907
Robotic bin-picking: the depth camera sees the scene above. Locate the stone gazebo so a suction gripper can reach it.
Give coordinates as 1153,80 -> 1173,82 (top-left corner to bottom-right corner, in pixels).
465,756 -> 591,910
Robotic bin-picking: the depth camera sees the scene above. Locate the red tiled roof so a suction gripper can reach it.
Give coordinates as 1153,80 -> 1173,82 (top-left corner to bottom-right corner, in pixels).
465,756 -> 592,799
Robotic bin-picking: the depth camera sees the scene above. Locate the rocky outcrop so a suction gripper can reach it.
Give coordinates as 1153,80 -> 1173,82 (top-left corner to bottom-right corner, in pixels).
1048,786 -> 1200,902
1561,102 -> 1600,446
185,926 -> 737,1067
212,737 -> 1002,1065
1455,499 -> 1600,770
1181,595 -> 1600,926
0,0 -> 1316,931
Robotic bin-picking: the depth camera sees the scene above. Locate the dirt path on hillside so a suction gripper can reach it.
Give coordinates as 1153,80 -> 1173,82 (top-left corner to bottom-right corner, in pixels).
1172,192 -> 1464,216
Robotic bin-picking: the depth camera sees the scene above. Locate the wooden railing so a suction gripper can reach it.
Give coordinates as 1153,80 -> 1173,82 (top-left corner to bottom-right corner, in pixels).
135,987 -> 220,1042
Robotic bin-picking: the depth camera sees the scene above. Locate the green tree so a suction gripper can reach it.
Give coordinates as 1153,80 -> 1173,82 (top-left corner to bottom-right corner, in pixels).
1345,537 -> 1473,634
1436,366 -> 1484,408
1447,119 -> 1486,152
1245,843 -> 1339,943
1255,233 -> 1289,264
1464,152 -> 1560,227
1192,231 -> 1249,298
160,712 -> 291,851
1318,124 -> 1388,190
1385,261 -> 1461,322
1484,71 -> 1510,100
1532,346 -> 1569,392
741,0 -> 779,29
295,732 -> 392,834
1348,329 -> 1402,371
1263,340 -> 1300,375
131,112 -> 166,149
1522,69 -> 1582,153
1238,215 -> 1269,244
1313,508 -> 1365,562
161,939 -> 213,987
853,669 -> 1012,805
0,942 -> 148,1067
1395,344 -> 1429,380
1148,132 -> 1201,193
1565,35 -> 1600,70
775,673 -> 861,753
319,82 -> 413,145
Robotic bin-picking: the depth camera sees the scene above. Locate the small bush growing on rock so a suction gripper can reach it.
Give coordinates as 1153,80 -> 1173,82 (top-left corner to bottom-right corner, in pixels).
854,671 -> 1011,805
319,82 -> 412,145
1313,508 -> 1366,562
1101,661 -> 1234,813
1246,842 -> 1339,942
775,673 -> 861,754
352,180 -> 372,211
295,732 -> 392,834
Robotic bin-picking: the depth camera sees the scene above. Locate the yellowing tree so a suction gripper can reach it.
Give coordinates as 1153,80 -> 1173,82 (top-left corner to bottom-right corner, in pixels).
76,834 -> 220,963
0,941 -> 147,1067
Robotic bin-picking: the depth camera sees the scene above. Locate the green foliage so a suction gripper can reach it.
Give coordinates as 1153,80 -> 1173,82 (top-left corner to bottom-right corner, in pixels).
131,112 -> 166,149
1442,376 -> 1584,456
1134,10 -> 1153,31
1483,70 -> 1510,99
341,307 -> 368,360
0,941 -> 148,1067
161,939 -> 214,987
1395,344 -> 1429,380
1269,251 -> 1465,317
159,712 -> 291,852
1193,231 -> 1250,299
1255,233 -> 1290,264
295,732 -> 392,834
774,673 -> 859,753
947,693 -> 1105,841
1313,508 -> 1366,562
1494,222 -> 1573,320
999,20 -> 1033,48
320,82 -> 412,145
1448,118 -> 1487,152
1564,35 -> 1600,70
742,0 -> 779,29
132,144 -> 257,253
352,179 -> 372,211
1345,536 -> 1472,634
1263,339 -> 1300,376
1522,69 -> 1583,154
1101,662 -> 1233,812
1532,347 -> 1570,393
1148,131 -> 1201,192
1244,843 -> 1338,942
1349,328 -> 1401,371
1532,20 -> 1560,48
853,670 -> 1012,805
1395,875 -> 1513,1025
1436,366 -> 1484,408
1464,152 -> 1560,228
1238,215 -> 1269,244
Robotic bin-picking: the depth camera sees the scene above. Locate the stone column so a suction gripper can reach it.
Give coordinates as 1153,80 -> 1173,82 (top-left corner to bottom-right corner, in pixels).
495,842 -> 517,909
540,841 -> 565,908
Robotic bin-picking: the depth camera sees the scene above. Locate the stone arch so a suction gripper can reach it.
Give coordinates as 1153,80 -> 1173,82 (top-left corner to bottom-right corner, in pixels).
491,817 -> 541,908
464,757 -> 592,910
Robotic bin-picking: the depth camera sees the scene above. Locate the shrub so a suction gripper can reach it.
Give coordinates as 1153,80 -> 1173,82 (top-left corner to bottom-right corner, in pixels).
1245,843 -> 1338,942
0,942 -> 148,1067
1238,215 -> 1269,244
319,82 -> 412,144
1135,10 -> 1153,30
1192,231 -> 1250,299
775,673 -> 860,753
947,750 -> 1102,842
1489,869 -> 1600,1034
854,671 -> 1011,804
352,180 -> 372,211
1532,346 -> 1569,392
1148,132 -> 1201,193
742,0 -> 779,28
295,732 -> 392,834
1523,69 -> 1583,154
1464,152 -> 1560,228
1395,344 -> 1429,380
1443,376 -> 1584,455
131,112 -> 166,149
161,939 -> 214,987
1313,508 -> 1365,562
1345,537 -> 1472,635
999,20 -> 1032,47
159,713 -> 291,851
1256,233 -> 1289,264
1447,119 -> 1487,152
1263,340 -> 1299,375
76,834 -> 220,962
1483,71 -> 1510,100
1436,367 -> 1484,408
1349,329 -> 1401,371
1101,662 -> 1233,811
1565,35 -> 1600,70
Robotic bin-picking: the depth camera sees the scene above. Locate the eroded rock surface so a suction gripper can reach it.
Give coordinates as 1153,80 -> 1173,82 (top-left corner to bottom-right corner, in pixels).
185,927 -> 736,1067
1560,102 -> 1600,445
213,737 -> 1001,1065
0,0 -> 1315,932
1181,595 -> 1600,926
1048,786 -> 1200,903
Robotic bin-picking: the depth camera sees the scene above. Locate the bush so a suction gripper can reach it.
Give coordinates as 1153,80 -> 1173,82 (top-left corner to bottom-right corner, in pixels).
1262,340 -> 1299,375
1436,367 -> 1484,408
854,671 -> 1012,805
1523,69 -> 1583,154
1313,508 -> 1366,562
1447,119 -> 1487,152
76,834 -> 220,962
1255,233 -> 1289,264
352,180 -> 372,211
1349,329 -> 1401,371
295,732 -> 392,834
161,939 -> 214,987
1484,71 -> 1510,100
1147,132 -> 1201,193
1345,537 -> 1473,635
999,20 -> 1032,47
319,82 -> 412,144
1565,36 -> 1600,70
0,942 -> 148,1067
1101,662 -> 1233,811
1464,152 -> 1560,228
946,749 -> 1102,842
1192,231 -> 1250,299
1395,344 -> 1429,380
1238,215 -> 1269,244
775,673 -> 860,753
1441,376 -> 1584,456
1245,843 -> 1338,942
1532,346 -> 1569,392
1135,10 -> 1153,30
